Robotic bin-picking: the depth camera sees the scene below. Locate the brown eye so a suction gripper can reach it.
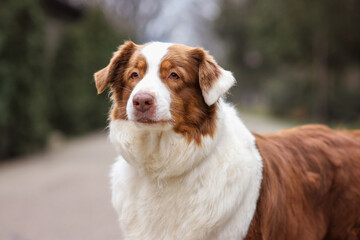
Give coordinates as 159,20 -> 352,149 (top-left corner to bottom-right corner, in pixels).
131,72 -> 139,79
169,72 -> 180,80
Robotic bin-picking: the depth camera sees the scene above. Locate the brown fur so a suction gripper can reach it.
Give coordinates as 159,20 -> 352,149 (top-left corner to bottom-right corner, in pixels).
94,42 -> 221,145
163,45 -> 218,144
110,46 -> 148,120
187,47 -> 221,94
94,41 -> 138,94
245,125 -> 360,240
94,41 -> 148,120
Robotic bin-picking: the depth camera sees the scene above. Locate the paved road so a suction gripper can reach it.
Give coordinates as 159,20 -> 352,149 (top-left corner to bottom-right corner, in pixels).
0,113 -> 294,240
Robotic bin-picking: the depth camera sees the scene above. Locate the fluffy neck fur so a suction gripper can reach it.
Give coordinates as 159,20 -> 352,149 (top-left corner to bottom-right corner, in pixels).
109,103 -> 223,180
110,100 -> 263,239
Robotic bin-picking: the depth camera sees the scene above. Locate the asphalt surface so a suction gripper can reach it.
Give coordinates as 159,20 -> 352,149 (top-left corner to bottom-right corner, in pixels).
0,112 -> 293,240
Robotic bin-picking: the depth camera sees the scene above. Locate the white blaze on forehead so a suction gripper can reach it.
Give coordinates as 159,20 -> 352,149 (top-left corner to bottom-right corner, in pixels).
141,42 -> 174,67
126,42 -> 174,122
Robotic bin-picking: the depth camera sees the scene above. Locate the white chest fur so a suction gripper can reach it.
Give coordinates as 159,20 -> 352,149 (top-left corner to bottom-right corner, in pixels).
110,102 -> 263,240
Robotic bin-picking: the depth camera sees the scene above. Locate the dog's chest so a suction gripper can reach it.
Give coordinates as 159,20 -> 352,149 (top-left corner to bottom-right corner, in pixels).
112,159 -> 232,240
110,110 -> 264,240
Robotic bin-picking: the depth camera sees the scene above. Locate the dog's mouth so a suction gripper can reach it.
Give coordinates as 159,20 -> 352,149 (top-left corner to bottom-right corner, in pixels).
135,117 -> 170,125
137,117 -> 156,124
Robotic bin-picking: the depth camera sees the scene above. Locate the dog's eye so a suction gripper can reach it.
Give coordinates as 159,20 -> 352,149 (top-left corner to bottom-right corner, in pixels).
131,72 -> 139,79
169,72 -> 180,80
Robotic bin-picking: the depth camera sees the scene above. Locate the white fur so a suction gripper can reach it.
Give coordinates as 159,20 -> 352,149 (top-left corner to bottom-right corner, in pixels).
202,69 -> 236,106
126,42 -> 174,122
110,99 -> 263,240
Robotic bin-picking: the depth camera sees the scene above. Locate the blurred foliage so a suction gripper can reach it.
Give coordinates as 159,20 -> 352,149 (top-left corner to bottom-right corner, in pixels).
0,0 -> 126,159
0,0 -> 48,159
216,0 -> 360,123
48,10 -> 121,135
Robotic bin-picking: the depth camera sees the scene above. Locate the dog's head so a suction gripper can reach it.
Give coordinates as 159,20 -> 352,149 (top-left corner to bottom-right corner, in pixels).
94,41 -> 235,144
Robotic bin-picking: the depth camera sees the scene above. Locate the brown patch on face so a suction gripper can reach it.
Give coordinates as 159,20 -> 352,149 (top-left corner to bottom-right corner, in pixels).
111,49 -> 148,120
94,41 -> 137,94
245,125 -> 360,239
160,45 -> 219,145
94,41 -> 148,120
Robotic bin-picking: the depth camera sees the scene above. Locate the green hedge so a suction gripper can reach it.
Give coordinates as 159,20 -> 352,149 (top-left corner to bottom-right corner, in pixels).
0,0 -> 127,160
48,10 -> 122,135
216,0 -> 360,123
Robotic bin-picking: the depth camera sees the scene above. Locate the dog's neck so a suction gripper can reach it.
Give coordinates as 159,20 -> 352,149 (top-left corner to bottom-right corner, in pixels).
110,100 -> 258,181
109,107 -> 224,180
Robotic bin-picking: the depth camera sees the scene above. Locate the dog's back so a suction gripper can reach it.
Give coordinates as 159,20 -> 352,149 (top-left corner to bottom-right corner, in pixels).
345,129 -> 360,139
247,125 -> 360,240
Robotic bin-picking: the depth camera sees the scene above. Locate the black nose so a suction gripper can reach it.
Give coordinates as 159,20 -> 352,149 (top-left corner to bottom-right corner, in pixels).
132,92 -> 154,112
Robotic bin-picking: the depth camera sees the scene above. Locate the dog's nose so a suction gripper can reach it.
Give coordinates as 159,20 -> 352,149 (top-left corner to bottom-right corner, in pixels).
132,92 -> 154,112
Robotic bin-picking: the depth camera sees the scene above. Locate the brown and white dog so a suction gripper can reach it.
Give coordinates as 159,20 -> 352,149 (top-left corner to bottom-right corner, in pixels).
94,41 -> 360,240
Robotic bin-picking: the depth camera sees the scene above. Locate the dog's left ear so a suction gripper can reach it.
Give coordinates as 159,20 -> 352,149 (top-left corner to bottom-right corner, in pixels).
189,47 -> 236,106
94,65 -> 110,94
94,41 -> 137,94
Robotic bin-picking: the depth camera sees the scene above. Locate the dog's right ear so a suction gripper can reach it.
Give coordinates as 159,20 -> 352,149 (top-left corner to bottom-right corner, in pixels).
189,47 -> 236,106
94,41 -> 137,94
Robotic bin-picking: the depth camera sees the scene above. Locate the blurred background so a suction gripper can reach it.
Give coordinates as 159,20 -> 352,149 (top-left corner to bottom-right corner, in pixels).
0,0 -> 359,239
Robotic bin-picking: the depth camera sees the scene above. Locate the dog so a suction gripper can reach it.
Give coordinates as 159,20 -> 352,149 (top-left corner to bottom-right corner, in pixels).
94,41 -> 360,240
